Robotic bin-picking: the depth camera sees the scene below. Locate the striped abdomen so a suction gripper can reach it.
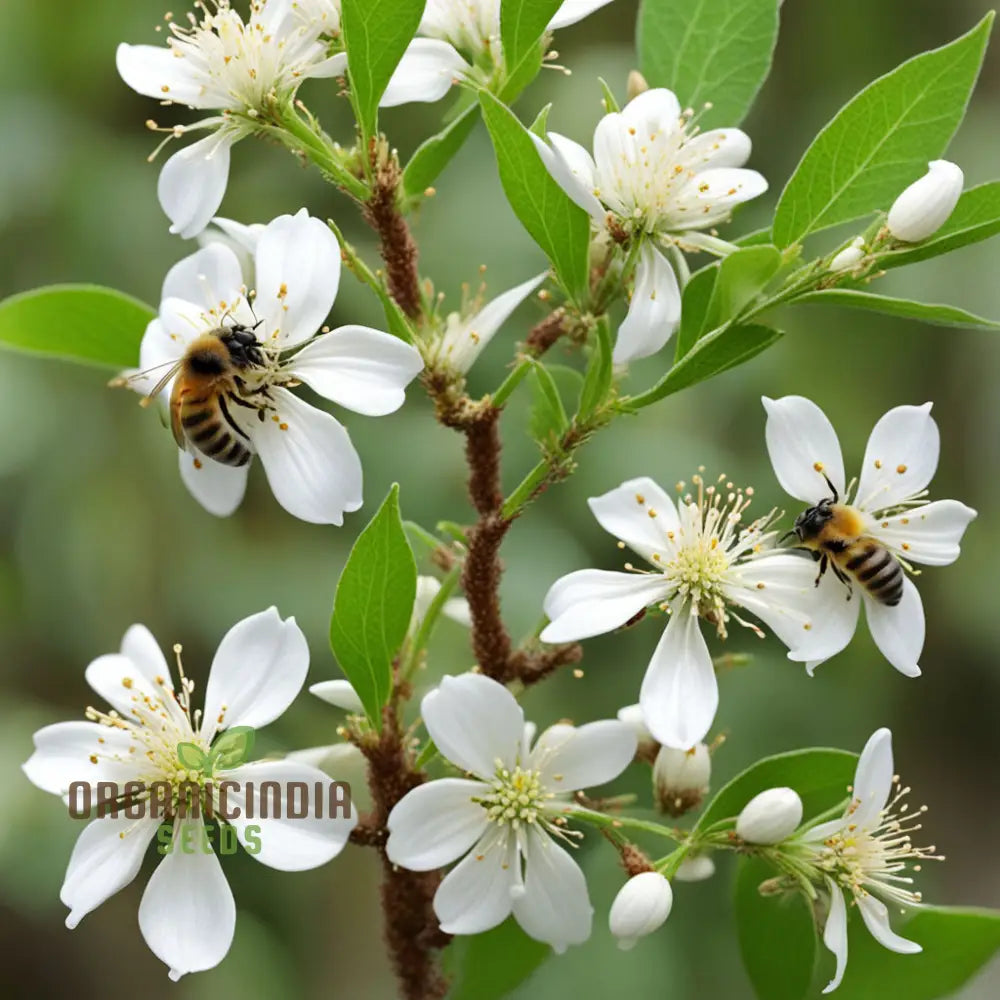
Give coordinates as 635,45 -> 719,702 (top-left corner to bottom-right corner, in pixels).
172,385 -> 252,467
838,538 -> 903,606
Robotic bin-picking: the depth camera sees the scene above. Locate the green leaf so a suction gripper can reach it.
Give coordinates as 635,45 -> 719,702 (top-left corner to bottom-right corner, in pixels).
773,15 -> 994,247
208,726 -> 256,770
501,0 -> 562,83
833,906 -> 1000,1000
528,362 -> 569,443
402,105 -> 480,204
735,857 -> 818,1000
796,289 -> 1000,329
443,917 -> 550,1000
479,91 -> 591,303
675,265 -> 719,358
633,322 -> 782,406
578,316 -> 613,417
329,484 -> 417,730
342,0 -> 425,139
694,748 -> 857,837
176,743 -> 207,771
637,0 -> 781,128
598,77 -> 621,114
0,284 -> 154,370
879,180 -> 1000,268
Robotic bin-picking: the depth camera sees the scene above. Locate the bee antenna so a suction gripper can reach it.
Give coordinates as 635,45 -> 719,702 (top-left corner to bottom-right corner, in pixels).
822,472 -> 838,502
779,529 -> 797,545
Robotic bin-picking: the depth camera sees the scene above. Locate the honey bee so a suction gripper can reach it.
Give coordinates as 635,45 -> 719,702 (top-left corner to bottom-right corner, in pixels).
133,323 -> 267,467
789,477 -> 904,606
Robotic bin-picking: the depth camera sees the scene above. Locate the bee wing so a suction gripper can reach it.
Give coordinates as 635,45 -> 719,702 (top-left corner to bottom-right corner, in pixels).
169,379 -> 188,450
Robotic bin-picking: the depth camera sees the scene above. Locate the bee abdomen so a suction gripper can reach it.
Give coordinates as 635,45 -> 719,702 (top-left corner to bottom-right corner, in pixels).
844,541 -> 903,606
180,400 -> 251,468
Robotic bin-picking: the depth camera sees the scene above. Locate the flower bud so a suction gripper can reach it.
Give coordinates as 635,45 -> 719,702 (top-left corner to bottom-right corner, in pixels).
674,853 -> 715,883
609,871 -> 673,950
617,703 -> 658,758
652,743 -> 711,816
829,236 -> 865,271
627,70 -> 650,102
309,679 -> 364,713
887,160 -> 964,243
735,787 -> 803,844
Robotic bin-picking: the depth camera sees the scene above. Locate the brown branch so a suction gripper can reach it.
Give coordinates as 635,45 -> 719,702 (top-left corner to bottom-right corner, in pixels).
524,307 -> 568,357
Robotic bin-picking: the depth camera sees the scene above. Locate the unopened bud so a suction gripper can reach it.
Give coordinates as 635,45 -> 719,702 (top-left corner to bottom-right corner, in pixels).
887,160 -> 964,243
652,743 -> 710,816
609,871 -> 673,950
674,853 -> 715,882
617,704 -> 658,757
829,236 -> 865,271
627,70 -> 649,102
309,679 -> 364,713
735,787 -> 803,844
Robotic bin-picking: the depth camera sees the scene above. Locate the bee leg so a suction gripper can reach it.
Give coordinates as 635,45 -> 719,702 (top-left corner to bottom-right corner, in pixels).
813,554 -> 828,587
829,561 -> 854,600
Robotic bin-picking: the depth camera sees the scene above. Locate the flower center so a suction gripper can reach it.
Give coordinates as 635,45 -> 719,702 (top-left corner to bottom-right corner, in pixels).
478,764 -> 549,830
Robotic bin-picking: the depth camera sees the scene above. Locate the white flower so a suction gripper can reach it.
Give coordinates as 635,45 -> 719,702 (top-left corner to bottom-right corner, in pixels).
540,474 -> 846,749
531,88 -> 767,362
801,728 -> 935,992
385,673 -> 636,952
117,0 -> 346,237
674,853 -> 715,882
616,703 -> 656,756
652,743 -> 710,816
735,787 -> 803,845
413,575 -> 473,628
22,608 -> 356,981
127,209 -> 424,525
380,0 -> 614,107
887,160 -> 964,244
763,395 -> 977,677
609,871 -> 673,950
309,679 -> 365,713
829,237 -> 865,272
424,273 -> 546,375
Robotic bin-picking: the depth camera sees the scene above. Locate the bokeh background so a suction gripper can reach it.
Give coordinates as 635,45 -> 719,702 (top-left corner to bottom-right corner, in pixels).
1,1 -> 998,997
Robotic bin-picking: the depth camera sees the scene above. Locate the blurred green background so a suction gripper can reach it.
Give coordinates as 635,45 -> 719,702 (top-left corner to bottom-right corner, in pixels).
2,1 -> 999,997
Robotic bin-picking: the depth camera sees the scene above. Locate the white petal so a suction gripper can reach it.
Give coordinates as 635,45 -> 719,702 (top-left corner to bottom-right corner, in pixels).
200,607 -> 309,741
639,611 -> 717,749
162,242 -> 245,309
253,210 -> 341,347
674,854 -> 715,882
306,50 -> 349,79
763,395 -> 846,504
608,871 -> 673,950
116,43 -> 214,108
23,721 -> 144,795
735,787 -> 803,844
421,674 -> 525,779
587,477 -> 681,563
158,135 -> 233,240
453,272 -> 548,367
178,448 -> 249,518
85,653 -> 186,730
221,760 -> 356,870
289,326 -> 423,416
887,160 -> 964,243
850,727 -> 894,827
821,881 -> 849,994
531,132 -> 604,220
670,168 -> 768,228
620,88 -> 682,136
380,39 -> 469,107
309,679 -> 364,713
548,0 -> 614,30
512,828 -> 592,952
870,499 -> 977,566
857,894 -> 921,954
433,828 -> 517,934
206,217 -> 266,259
386,778 -> 490,870
138,820 -> 236,981
614,242 -> 681,363
61,816 -> 159,928
540,570 -> 670,643
532,720 -> 637,792
864,578 -> 924,678
679,129 -> 753,170
855,403 -> 940,511
246,388 -> 363,525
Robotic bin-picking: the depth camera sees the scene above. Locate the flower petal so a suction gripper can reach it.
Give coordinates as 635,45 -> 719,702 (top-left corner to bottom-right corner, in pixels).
639,610 -> 717,749
540,570 -> 671,643
614,242 -> 681,364
587,476 -> 681,564
531,132 -> 604,220
386,778 -> 490,870
23,721 -> 144,795
138,820 -> 236,981
855,403 -> 940,511
289,326 -> 424,416
253,210 -> 342,347
869,499 -> 977,566
116,43 -> 215,108
532,720 -> 636,792
200,607 -> 309,741
458,272 -> 548,362
162,242 -> 245,309
309,679 -> 364,713
158,134 -> 233,240
433,828 -> 517,934
857,894 -> 921,954
246,388 -> 363,525
306,51 -> 349,79
548,0 -> 614,29
821,881 -> 849,994
670,167 -> 768,228
421,674 -> 525,779
178,448 -> 250,518
221,760 -> 356,870
851,727 -> 894,827
620,88 -> 682,136
61,815 -> 159,929
512,828 -> 592,952
864,578 -> 924,678
678,129 -> 753,170
763,395 -> 846,504
85,649 -> 187,731
380,39 -> 469,107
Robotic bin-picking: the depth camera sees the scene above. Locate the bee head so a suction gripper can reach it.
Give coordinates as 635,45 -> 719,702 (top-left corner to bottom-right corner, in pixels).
792,497 -> 835,541
220,324 -> 264,369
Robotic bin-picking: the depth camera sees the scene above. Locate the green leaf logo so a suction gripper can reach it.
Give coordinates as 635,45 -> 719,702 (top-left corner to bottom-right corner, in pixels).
206,726 -> 256,771
176,742 -> 207,771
